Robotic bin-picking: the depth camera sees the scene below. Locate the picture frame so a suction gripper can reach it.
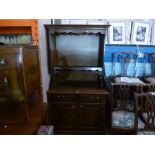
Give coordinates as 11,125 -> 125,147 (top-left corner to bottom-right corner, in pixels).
131,21 -> 151,45
108,21 -> 126,44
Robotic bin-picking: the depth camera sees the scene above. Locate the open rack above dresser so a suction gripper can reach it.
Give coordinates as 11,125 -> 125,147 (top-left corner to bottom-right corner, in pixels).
45,24 -> 110,88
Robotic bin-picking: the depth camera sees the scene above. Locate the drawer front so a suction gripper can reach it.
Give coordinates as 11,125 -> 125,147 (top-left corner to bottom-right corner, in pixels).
50,93 -> 75,102
0,53 -> 19,70
80,94 -> 105,103
0,71 -> 21,93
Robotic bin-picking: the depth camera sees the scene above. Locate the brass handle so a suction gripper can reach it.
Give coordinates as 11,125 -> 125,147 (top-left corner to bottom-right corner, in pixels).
56,95 -> 60,98
71,105 -> 75,108
96,96 -> 100,99
0,77 -> 9,85
0,58 -> 7,66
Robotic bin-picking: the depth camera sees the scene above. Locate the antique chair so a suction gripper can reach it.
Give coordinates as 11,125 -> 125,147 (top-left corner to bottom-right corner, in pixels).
110,83 -> 146,134
144,52 -> 155,84
109,52 -> 145,134
134,91 -> 155,135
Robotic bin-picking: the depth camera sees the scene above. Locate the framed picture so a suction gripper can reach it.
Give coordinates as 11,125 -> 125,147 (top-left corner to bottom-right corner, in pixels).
108,21 -> 126,44
131,21 -> 151,45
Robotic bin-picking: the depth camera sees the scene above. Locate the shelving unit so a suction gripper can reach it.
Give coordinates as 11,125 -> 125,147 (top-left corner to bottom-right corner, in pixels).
0,19 -> 39,46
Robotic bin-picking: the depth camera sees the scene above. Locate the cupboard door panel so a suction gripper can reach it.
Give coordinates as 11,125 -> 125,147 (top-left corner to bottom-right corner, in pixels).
80,103 -> 105,130
53,102 -> 79,130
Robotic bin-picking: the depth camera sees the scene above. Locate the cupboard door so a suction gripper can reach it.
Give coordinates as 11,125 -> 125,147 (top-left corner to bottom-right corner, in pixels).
53,102 -> 79,130
79,102 -> 105,130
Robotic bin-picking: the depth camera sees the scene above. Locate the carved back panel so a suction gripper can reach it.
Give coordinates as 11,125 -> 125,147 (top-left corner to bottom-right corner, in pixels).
112,52 -> 137,77
144,52 -> 155,77
135,92 -> 155,130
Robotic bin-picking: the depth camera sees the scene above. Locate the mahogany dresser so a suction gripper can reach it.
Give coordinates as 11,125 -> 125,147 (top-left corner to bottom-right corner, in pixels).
0,46 -> 41,124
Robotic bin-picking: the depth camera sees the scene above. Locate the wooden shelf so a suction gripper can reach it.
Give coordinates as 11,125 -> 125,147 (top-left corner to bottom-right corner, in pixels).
0,19 -> 39,46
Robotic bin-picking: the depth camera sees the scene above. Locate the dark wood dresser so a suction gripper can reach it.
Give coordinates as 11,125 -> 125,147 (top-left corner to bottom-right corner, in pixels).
0,46 -> 41,124
45,25 -> 110,134
47,87 -> 108,134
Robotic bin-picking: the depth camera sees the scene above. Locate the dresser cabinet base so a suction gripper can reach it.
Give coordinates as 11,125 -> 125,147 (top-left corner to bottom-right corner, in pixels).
47,87 -> 109,134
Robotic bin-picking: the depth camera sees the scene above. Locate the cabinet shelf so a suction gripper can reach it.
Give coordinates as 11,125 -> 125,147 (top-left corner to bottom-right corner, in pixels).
0,20 -> 38,46
54,67 -> 103,73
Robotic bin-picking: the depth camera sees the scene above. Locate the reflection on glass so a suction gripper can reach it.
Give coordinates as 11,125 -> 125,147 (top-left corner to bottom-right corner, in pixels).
0,34 -> 32,45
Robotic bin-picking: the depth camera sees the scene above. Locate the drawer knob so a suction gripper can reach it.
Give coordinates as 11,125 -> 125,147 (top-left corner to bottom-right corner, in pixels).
56,95 -> 60,98
76,90 -> 79,93
96,96 -> 100,99
71,105 -> 75,108
0,58 -> 7,66
0,77 -> 9,85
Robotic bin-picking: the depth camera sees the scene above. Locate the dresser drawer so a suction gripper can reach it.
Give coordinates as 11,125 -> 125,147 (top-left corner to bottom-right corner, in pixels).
50,93 -> 75,102
80,94 -> 105,103
0,71 -> 21,93
0,53 -> 19,70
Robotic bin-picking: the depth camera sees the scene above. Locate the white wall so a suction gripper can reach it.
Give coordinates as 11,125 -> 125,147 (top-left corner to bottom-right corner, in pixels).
38,19 -> 51,102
